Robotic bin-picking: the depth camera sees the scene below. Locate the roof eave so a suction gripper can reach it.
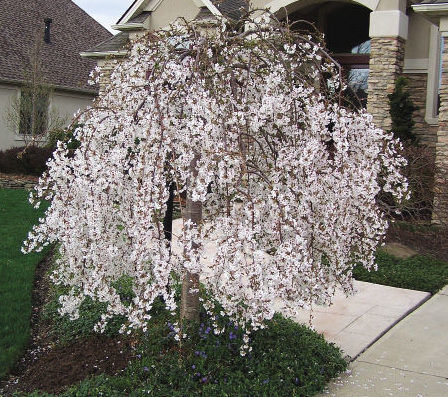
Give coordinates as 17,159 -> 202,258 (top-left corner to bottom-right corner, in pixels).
413,3 -> 448,15
111,23 -> 145,31
118,0 -> 164,25
0,77 -> 97,95
80,50 -> 129,59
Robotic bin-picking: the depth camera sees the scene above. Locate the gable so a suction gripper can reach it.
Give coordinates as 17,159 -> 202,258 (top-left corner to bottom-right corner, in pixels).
117,0 -> 248,27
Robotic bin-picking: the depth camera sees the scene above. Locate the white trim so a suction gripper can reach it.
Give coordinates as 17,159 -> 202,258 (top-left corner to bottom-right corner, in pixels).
403,58 -> 429,73
369,10 -> 409,39
265,0 -> 378,13
117,0 -> 222,29
119,0 -> 147,25
119,0 -> 163,25
426,24 -> 442,124
80,51 -> 128,58
412,4 -> 448,15
195,0 -> 222,16
111,23 -> 145,31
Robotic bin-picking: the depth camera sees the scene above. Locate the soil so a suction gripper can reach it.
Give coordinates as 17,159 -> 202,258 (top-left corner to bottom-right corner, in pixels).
386,223 -> 448,262
0,253 -> 135,396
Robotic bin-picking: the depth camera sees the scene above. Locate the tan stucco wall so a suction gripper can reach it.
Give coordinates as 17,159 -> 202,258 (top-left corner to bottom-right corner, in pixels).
150,0 -> 200,30
0,84 -> 20,149
405,13 -> 431,61
0,85 -> 94,150
50,91 -> 93,125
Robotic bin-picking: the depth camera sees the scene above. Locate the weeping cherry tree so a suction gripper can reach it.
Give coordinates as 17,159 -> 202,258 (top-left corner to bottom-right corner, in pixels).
23,11 -> 408,353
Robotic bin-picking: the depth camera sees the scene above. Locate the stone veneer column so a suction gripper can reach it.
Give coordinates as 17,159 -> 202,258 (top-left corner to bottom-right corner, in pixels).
367,37 -> 406,131
433,36 -> 448,224
97,59 -> 116,94
367,8 -> 409,132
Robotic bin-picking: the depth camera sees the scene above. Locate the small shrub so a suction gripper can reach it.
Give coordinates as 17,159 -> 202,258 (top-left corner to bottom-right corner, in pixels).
46,124 -> 81,152
388,76 -> 417,143
399,144 -> 436,221
379,143 -> 439,223
0,146 -> 53,176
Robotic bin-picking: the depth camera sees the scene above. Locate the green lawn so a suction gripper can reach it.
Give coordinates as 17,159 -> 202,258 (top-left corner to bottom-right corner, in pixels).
0,188 -> 49,378
354,250 -> 448,294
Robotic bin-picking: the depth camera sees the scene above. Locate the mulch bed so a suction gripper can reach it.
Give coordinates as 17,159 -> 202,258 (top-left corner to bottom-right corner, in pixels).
0,253 -> 135,396
386,222 -> 448,262
14,336 -> 132,394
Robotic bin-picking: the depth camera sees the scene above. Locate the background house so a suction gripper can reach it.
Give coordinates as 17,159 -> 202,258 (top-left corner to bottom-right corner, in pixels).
82,0 -> 448,223
0,0 -> 112,150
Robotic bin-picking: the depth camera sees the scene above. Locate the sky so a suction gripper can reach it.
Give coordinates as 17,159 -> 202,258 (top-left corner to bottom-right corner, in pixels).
73,0 -> 130,33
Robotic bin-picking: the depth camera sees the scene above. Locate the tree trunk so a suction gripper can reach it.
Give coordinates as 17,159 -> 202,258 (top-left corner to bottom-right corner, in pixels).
180,153 -> 202,322
163,182 -> 174,242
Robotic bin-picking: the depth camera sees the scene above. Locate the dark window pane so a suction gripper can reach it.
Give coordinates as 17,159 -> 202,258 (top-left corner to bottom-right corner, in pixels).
19,88 -> 49,135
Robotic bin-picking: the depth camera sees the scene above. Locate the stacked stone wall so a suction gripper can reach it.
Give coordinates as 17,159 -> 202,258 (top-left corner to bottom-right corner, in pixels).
98,58 -> 123,94
0,173 -> 37,190
368,37 -> 406,131
433,39 -> 448,224
405,73 -> 438,150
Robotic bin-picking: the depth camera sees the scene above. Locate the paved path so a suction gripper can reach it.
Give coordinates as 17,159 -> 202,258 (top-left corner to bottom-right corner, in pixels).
171,219 -> 430,359
319,286 -> 448,397
276,282 -> 429,359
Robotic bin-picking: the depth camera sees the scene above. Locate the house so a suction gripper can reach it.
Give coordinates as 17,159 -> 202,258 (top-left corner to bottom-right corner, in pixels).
0,0 -> 112,150
81,0 -> 448,223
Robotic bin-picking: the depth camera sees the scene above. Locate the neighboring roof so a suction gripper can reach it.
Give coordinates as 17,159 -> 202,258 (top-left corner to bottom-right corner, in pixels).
84,33 -> 130,55
0,0 -> 112,92
210,0 -> 248,20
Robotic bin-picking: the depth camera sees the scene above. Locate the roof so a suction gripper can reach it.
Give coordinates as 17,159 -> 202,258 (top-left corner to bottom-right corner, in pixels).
85,1 -> 249,56
210,0 -> 248,20
0,0 -> 112,92
85,32 -> 130,54
128,11 -> 151,23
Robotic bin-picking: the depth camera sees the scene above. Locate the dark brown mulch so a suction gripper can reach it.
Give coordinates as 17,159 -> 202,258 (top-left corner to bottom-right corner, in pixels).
16,336 -> 133,394
386,222 -> 448,262
0,252 -> 135,396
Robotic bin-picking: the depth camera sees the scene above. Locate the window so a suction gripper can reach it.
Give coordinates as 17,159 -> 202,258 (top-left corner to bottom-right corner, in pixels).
326,5 -> 371,109
19,88 -> 49,136
287,2 -> 371,109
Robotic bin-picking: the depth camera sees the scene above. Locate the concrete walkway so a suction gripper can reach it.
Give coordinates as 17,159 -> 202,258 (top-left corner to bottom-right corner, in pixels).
277,281 -> 429,359
171,219 -> 430,359
319,286 -> 448,396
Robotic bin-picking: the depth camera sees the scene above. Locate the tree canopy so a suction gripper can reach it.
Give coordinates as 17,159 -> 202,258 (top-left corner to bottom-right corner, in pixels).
24,11 -> 408,353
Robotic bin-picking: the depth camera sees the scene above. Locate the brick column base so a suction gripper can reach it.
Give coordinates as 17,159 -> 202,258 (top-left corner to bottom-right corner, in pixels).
367,37 -> 406,131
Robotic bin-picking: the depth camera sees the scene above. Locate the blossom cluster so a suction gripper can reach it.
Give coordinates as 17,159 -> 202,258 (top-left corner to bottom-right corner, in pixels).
23,12 -> 408,342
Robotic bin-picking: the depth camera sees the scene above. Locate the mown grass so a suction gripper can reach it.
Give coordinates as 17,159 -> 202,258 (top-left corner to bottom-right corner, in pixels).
354,249 -> 448,294
0,188 -> 49,378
